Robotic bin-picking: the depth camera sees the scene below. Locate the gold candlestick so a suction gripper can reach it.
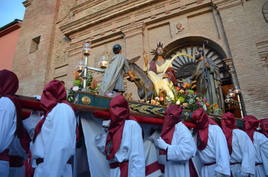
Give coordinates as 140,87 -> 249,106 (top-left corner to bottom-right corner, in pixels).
82,42 -> 91,90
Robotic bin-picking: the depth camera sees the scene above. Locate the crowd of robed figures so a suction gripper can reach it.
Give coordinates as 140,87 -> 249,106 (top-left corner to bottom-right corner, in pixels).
0,69 -> 268,177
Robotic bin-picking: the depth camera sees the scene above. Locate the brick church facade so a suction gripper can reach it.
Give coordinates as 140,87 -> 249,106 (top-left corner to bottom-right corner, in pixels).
13,0 -> 268,118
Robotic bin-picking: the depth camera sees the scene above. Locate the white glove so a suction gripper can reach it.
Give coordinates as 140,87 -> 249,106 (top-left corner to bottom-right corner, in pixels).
154,137 -> 169,150
102,120 -> 111,128
148,131 -> 160,142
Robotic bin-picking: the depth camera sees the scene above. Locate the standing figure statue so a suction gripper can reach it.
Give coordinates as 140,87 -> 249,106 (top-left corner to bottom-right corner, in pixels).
99,44 -> 135,96
144,42 -> 177,100
192,47 -> 224,109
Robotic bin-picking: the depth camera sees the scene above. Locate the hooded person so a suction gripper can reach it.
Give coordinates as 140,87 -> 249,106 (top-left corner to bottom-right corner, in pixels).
31,80 -> 76,177
0,69 -> 30,177
221,112 -> 255,177
260,118 -> 268,138
95,95 -> 145,177
192,108 -> 230,177
153,104 -> 197,177
243,115 -> 268,177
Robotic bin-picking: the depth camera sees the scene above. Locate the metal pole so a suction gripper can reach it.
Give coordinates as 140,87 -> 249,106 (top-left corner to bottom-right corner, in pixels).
83,55 -> 88,90
237,94 -> 244,118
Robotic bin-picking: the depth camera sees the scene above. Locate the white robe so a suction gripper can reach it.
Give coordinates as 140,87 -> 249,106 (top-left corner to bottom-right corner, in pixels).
197,124 -> 230,177
253,131 -> 268,177
81,115 -> 110,177
96,120 -> 145,177
31,103 -> 76,177
0,97 -> 16,177
230,129 -> 255,177
159,122 -> 196,177
8,136 -> 27,177
143,131 -> 163,177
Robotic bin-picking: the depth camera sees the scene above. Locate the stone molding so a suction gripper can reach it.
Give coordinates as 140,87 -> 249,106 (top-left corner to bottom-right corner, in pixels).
121,21 -> 145,38
59,0 -> 211,37
63,0 -> 214,55
256,39 -> 268,68
212,0 -> 244,10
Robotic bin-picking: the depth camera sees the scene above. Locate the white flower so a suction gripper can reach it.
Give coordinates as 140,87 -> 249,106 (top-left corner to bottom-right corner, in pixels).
72,86 -> 79,91
176,100 -> 181,105
202,104 -> 207,111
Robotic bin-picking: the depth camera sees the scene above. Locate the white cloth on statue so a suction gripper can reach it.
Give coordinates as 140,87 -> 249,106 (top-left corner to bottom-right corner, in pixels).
253,131 -> 268,177
96,120 -> 145,177
81,115 -> 109,177
144,131 -> 163,177
8,136 -> 27,177
197,124 -> 230,177
159,122 -> 196,177
0,97 -> 17,177
230,129 -> 255,177
31,103 -> 76,177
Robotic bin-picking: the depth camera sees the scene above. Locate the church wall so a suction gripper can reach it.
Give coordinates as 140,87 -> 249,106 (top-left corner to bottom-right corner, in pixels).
53,0 -> 229,100
13,0 -> 60,96
218,0 -> 268,118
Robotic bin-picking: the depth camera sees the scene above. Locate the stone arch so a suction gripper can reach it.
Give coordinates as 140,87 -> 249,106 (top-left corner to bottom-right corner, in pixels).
163,36 -> 231,85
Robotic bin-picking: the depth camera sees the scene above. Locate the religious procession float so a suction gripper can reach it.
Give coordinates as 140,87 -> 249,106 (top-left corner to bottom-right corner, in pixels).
17,42 -> 244,127
13,41 -> 249,176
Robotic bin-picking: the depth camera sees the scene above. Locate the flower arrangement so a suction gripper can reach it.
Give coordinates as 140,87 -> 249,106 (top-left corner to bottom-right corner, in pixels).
147,79 -> 222,117
67,70 -> 99,103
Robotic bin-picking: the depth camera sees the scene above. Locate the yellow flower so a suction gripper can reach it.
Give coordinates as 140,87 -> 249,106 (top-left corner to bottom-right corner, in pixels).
178,97 -> 185,103
151,100 -> 156,105
182,103 -> 188,108
179,89 -> 185,94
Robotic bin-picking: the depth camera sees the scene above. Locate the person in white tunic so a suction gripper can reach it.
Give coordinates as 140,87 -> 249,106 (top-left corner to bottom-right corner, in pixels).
0,70 -> 20,177
95,95 -> 145,177
153,105 -> 197,177
192,108 -> 230,177
260,118 -> 268,138
31,80 -> 76,177
221,112 -> 255,177
243,115 -> 268,177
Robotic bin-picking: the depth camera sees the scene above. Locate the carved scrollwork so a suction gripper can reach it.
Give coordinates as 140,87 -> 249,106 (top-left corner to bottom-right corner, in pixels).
176,23 -> 185,33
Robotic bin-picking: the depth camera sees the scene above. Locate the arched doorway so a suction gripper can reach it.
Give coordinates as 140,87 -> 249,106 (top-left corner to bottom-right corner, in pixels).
164,36 -> 237,114
164,36 -> 231,84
